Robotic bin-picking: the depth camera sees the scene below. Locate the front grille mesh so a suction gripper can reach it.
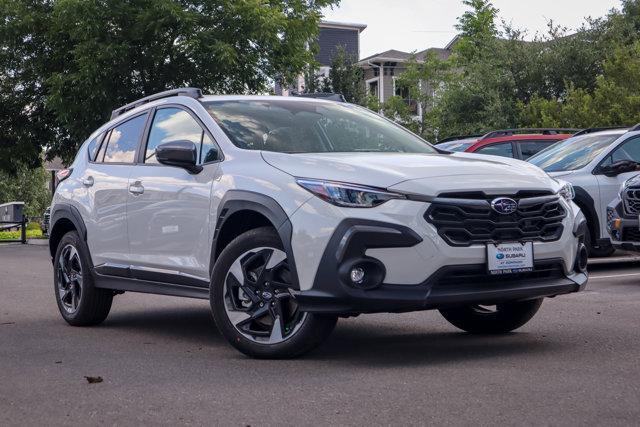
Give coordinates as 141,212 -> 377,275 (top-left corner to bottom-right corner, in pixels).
623,186 -> 640,215
425,194 -> 566,247
622,227 -> 640,242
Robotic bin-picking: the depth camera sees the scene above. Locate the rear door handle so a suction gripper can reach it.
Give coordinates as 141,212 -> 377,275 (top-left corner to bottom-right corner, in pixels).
129,182 -> 144,195
81,176 -> 94,187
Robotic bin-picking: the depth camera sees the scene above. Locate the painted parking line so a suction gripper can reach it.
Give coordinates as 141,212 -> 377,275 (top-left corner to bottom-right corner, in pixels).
588,256 -> 640,265
590,272 -> 640,280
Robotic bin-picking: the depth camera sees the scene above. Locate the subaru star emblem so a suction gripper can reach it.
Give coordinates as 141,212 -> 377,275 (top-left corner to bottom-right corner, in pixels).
491,197 -> 518,215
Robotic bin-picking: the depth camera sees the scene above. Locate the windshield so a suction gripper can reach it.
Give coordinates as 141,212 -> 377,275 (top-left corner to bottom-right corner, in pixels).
528,133 -> 622,172
437,140 -> 476,152
204,99 -> 437,154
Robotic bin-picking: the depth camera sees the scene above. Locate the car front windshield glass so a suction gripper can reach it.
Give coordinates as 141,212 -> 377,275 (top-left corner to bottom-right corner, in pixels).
528,133 -> 622,172
203,99 -> 436,154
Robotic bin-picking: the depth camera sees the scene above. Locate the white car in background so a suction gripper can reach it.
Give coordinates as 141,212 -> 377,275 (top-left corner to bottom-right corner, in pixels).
528,126 -> 640,257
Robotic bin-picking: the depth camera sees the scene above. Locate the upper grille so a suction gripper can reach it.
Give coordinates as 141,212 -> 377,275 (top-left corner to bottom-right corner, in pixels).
623,186 -> 640,215
425,194 -> 566,247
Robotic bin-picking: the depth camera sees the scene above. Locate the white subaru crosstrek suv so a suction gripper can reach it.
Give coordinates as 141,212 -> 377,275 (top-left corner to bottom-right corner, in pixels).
49,88 -> 588,358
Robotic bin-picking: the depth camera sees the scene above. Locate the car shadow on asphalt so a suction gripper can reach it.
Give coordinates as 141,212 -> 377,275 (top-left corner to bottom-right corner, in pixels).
308,321 -> 564,366
102,305 -> 223,345
99,305 -> 564,364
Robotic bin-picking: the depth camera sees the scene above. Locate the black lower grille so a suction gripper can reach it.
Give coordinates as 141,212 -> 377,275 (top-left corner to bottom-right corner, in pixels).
430,262 -> 565,290
622,227 -> 640,242
425,194 -> 566,247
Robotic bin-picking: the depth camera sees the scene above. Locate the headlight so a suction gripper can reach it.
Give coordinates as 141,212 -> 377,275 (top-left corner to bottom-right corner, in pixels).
558,182 -> 575,201
296,178 -> 405,208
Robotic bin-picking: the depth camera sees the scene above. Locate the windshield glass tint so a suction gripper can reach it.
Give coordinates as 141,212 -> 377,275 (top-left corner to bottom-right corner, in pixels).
528,133 -> 622,172
204,100 -> 436,154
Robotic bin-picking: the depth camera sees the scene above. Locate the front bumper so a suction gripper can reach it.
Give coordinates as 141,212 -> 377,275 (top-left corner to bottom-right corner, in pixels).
289,197 -> 588,315
607,200 -> 640,252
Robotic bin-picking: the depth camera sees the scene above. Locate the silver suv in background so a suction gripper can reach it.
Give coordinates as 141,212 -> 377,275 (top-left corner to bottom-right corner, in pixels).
528,126 -> 640,256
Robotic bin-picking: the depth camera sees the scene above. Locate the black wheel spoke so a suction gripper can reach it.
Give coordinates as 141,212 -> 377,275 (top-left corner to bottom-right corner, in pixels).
56,244 -> 83,314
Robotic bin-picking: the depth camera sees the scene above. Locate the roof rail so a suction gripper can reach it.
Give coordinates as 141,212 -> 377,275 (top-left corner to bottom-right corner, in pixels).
628,123 -> 640,132
438,134 -> 483,143
572,126 -> 629,137
110,87 -> 203,120
480,128 -> 580,140
291,92 -> 346,102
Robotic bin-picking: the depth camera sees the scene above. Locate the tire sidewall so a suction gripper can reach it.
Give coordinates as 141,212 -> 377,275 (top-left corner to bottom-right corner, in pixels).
53,231 -> 97,323
210,227 -> 335,358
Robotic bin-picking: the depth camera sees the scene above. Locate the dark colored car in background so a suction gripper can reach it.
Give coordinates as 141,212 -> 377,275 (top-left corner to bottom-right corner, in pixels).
437,128 -> 578,160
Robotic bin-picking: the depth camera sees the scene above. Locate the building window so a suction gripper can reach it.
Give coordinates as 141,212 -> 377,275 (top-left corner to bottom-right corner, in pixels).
368,80 -> 379,97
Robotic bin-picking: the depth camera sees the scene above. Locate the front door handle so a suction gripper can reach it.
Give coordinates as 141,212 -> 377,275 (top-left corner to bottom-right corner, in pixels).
81,176 -> 94,187
129,182 -> 144,195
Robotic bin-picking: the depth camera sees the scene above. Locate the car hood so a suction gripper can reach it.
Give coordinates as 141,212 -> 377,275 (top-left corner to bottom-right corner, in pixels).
261,151 -> 561,195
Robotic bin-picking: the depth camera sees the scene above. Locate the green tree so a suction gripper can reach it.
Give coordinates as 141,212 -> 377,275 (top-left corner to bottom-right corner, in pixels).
520,42 -> 640,128
0,164 -> 51,217
0,0 -> 338,167
382,51 -> 452,139
304,46 -> 365,104
325,46 -> 365,104
434,0 -> 518,138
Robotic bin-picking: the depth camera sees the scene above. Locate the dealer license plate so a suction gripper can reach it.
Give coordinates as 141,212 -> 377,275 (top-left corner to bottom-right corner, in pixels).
487,242 -> 534,275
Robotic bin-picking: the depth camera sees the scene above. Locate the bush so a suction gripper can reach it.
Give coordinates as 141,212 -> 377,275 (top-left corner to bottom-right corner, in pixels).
0,229 -> 44,241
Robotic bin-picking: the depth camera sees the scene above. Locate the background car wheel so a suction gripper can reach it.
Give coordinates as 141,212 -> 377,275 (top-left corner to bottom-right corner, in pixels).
585,227 -> 614,258
210,227 -> 337,359
439,298 -> 543,334
53,231 -> 113,326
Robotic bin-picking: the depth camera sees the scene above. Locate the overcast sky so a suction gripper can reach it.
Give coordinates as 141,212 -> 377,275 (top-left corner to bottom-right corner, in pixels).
322,0 -> 622,58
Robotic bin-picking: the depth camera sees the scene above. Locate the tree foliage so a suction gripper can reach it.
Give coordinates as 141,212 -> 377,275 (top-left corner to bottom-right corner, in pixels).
303,45 -> 365,105
382,0 -> 640,141
1,0 -> 338,168
0,164 -> 51,217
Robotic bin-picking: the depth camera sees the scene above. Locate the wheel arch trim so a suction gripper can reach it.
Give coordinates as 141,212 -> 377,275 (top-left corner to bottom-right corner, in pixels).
212,190 -> 300,289
49,204 -> 90,262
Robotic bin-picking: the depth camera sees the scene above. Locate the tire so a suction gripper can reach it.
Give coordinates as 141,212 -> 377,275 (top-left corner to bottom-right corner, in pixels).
585,227 -> 614,258
210,227 -> 337,359
439,299 -> 543,334
53,231 -> 113,326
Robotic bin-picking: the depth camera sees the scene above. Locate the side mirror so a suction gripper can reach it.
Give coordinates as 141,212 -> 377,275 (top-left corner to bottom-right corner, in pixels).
599,160 -> 639,177
156,140 -> 202,174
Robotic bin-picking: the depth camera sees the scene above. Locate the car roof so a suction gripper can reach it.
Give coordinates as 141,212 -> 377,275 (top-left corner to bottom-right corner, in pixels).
200,94 -> 339,103
467,133 -> 573,152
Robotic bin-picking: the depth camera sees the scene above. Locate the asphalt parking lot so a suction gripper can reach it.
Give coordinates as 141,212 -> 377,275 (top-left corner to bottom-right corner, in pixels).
1,244 -> 639,426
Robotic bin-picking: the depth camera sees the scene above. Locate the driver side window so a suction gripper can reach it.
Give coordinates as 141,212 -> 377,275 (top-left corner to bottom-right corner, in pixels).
146,107 -> 218,164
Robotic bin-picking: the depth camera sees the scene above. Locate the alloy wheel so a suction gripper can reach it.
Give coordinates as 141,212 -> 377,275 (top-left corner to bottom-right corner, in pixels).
56,244 -> 83,313
223,247 -> 306,344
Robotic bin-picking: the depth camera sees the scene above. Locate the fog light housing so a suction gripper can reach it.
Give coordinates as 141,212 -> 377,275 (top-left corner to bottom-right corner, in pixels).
339,258 -> 386,290
350,267 -> 365,284
606,207 -> 621,240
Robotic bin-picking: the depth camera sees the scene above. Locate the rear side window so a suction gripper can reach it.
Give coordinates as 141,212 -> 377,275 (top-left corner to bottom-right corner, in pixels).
519,140 -> 557,159
101,114 -> 147,163
87,134 -> 104,161
475,142 -> 514,158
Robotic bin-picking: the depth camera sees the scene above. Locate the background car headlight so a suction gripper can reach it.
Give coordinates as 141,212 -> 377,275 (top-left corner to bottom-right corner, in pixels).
296,179 -> 405,208
558,182 -> 575,201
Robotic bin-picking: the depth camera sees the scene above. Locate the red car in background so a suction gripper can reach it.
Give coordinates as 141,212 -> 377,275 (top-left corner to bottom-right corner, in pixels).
437,129 -> 578,160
